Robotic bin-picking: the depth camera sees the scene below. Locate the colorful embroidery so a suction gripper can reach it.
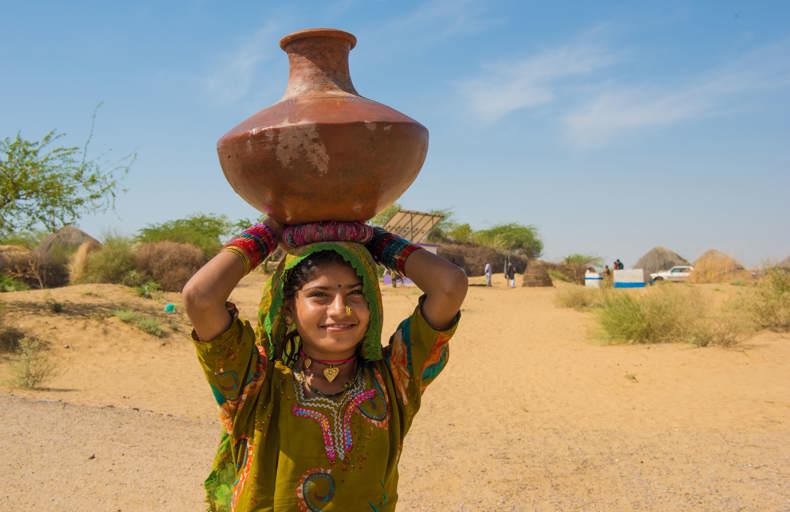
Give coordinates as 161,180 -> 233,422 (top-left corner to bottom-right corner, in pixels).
357,367 -> 390,428
292,371 -> 375,463
218,345 -> 268,433
388,329 -> 411,405
296,467 -> 335,512
420,332 -> 450,391
231,436 -> 254,510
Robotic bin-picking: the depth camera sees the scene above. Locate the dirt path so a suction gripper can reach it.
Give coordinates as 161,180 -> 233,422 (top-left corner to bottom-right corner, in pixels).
1,277 -> 788,510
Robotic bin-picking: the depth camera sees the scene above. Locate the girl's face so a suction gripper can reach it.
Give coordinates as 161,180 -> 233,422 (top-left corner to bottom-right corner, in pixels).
290,261 -> 370,358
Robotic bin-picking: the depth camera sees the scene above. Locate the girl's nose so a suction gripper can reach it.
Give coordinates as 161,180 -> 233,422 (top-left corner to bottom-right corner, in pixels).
328,293 -> 348,315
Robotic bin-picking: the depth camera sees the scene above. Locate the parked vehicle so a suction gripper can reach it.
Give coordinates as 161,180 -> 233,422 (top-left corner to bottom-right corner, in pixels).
650,265 -> 694,282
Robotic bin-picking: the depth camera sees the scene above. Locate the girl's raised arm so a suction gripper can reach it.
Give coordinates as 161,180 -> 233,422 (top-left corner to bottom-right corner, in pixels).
366,228 -> 467,330
183,219 -> 282,340
403,248 -> 468,330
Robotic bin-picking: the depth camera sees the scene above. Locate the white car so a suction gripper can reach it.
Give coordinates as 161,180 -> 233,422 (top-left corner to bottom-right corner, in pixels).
650,265 -> 694,282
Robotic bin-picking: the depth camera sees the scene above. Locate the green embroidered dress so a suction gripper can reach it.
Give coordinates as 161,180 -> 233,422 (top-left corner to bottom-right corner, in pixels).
193,243 -> 459,511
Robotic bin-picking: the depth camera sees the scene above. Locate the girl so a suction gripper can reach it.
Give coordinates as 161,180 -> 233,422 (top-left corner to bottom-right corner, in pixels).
183,219 -> 467,511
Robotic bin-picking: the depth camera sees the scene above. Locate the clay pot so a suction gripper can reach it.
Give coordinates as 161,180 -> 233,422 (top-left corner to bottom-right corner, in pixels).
217,28 -> 429,223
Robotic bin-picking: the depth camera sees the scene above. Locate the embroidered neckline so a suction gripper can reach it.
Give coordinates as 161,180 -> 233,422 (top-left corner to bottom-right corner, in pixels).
291,367 -> 375,463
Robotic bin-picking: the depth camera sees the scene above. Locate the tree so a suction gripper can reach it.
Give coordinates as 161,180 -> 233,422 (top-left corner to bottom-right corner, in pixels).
562,254 -> 603,267
137,214 -> 235,258
475,223 -> 543,259
562,253 -> 603,283
0,112 -> 133,237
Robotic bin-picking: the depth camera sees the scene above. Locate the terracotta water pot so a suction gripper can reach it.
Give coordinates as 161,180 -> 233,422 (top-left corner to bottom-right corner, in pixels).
216,28 -> 429,223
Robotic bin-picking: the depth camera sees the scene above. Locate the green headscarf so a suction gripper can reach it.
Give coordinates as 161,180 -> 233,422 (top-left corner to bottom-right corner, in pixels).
255,241 -> 384,363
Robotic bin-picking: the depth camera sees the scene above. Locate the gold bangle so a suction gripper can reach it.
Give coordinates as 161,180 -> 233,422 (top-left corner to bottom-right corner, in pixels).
223,246 -> 251,275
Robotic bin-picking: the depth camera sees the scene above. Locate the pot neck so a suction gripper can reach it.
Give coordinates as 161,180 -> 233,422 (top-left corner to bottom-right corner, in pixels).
281,35 -> 358,99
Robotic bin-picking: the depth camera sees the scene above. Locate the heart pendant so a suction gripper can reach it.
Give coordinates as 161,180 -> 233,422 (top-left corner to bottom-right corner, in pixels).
323,366 -> 340,383
303,357 -> 312,369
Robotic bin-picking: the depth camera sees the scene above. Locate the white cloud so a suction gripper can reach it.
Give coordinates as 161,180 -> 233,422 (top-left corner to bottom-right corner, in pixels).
457,42 -> 617,122
383,0 -> 501,41
203,23 -> 281,104
564,39 -> 790,147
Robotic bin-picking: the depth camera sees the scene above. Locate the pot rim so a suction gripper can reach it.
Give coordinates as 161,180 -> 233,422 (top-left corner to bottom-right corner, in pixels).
280,28 -> 357,51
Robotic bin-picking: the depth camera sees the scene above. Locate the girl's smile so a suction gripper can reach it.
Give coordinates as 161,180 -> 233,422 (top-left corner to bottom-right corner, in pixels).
291,262 -> 370,359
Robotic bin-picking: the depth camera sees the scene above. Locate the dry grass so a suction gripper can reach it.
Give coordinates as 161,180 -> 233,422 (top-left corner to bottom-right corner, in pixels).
135,241 -> 205,292
746,268 -> 790,331
112,309 -> 167,338
7,337 -> 58,388
597,285 -> 752,346
555,285 -> 607,310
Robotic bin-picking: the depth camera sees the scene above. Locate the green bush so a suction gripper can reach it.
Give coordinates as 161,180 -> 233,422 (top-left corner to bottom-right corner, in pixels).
555,286 -> 607,310
113,309 -> 166,337
598,285 -> 751,346
598,286 -> 700,344
748,268 -> 790,331
0,273 -> 30,292
137,214 -> 232,258
135,280 -> 161,299
76,236 -> 143,286
0,230 -> 47,249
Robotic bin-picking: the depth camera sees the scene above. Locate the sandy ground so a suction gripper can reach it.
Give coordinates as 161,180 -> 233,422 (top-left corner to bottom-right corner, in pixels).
1,275 -> 788,511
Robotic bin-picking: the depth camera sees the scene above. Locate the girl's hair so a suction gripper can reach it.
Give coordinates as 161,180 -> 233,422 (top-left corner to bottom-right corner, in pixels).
283,250 -> 352,302
280,251 -> 358,366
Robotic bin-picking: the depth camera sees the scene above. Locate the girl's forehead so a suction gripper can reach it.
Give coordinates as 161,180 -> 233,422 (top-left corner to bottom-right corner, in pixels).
302,261 -> 362,285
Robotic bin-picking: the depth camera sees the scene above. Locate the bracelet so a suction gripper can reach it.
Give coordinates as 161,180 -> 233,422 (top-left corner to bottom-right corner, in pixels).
223,223 -> 278,274
282,221 -> 374,248
366,227 -> 422,275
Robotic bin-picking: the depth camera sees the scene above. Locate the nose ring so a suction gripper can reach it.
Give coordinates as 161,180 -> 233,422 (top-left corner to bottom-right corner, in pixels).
345,305 -> 352,316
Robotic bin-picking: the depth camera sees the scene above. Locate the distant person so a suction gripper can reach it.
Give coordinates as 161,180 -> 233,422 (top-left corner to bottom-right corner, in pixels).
484,262 -> 492,287
506,263 -> 516,288
614,258 -> 624,270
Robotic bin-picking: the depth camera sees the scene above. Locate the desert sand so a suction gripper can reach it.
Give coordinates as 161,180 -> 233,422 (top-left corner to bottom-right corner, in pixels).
1,274 -> 788,511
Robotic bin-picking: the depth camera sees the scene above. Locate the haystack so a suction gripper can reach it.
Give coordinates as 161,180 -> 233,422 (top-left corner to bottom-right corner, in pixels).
522,260 -> 553,287
635,247 -> 690,274
0,245 -> 36,280
690,249 -> 744,283
69,241 -> 102,283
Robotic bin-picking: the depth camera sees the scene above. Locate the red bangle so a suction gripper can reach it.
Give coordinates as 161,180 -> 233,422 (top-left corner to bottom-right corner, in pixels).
223,223 -> 277,274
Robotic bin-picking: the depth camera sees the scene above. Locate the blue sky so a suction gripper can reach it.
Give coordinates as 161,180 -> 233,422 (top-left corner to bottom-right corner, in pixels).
2,1 -> 788,267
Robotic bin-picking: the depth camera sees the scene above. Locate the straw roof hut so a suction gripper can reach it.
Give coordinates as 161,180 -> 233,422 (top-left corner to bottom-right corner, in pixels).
522,260 -> 553,287
634,247 -> 690,274
37,226 -> 100,260
436,243 -> 527,276
35,226 -> 101,287
690,249 -> 744,283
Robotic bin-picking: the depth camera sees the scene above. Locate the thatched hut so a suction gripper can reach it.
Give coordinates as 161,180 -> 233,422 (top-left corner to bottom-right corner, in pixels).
436,243 -> 527,276
690,249 -> 744,283
34,226 -> 101,287
522,260 -> 553,287
634,247 -> 690,274
37,226 -> 100,260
